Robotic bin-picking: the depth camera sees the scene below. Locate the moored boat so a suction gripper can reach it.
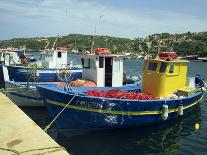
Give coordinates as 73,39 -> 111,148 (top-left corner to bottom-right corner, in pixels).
37,52 -> 206,130
5,47 -> 82,82
0,47 -> 81,106
3,48 -> 141,107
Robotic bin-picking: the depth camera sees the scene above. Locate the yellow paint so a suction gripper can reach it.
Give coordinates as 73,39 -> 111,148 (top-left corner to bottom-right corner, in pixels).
46,95 -> 202,116
195,123 -> 200,130
142,59 -> 189,97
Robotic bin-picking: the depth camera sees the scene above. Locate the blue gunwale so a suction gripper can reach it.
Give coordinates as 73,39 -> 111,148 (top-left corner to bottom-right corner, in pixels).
46,95 -> 203,116
37,84 -> 203,114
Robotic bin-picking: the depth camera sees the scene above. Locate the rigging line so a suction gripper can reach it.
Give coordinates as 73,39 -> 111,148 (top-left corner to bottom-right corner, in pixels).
44,93 -> 77,132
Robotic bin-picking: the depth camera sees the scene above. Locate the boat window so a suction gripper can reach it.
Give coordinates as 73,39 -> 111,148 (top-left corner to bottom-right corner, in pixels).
90,59 -> 96,69
58,52 -> 62,58
39,54 -> 44,60
99,57 -> 104,68
81,58 -> 84,66
159,62 -> 167,73
169,65 -> 174,73
82,58 -> 90,68
148,62 -> 157,71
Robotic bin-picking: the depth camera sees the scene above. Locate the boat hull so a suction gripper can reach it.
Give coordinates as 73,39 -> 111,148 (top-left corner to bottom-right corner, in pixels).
37,85 -> 203,130
5,81 -> 44,106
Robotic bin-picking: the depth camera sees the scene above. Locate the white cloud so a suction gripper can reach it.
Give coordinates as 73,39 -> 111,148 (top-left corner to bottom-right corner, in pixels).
0,0 -> 207,40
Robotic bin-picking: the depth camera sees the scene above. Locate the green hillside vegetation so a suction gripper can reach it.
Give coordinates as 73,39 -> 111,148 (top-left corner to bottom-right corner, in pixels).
1,32 -> 207,56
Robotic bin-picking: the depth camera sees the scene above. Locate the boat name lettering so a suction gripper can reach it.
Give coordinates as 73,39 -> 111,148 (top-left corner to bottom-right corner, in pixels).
76,100 -> 99,108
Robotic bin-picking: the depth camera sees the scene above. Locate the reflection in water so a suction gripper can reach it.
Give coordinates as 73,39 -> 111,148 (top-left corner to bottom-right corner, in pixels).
53,106 -> 202,155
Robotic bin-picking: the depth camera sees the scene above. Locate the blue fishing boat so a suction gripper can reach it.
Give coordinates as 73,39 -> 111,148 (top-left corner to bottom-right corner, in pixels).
0,47 -> 82,106
36,53 -> 206,130
4,47 -> 82,82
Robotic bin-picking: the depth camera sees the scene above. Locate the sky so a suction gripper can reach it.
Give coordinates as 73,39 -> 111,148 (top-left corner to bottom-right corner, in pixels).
0,0 -> 207,40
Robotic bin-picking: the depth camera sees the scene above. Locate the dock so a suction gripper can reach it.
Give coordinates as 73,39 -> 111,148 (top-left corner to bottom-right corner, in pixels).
0,92 -> 69,155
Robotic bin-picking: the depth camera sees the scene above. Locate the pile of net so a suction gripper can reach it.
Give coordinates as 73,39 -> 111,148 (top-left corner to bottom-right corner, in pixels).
55,80 -> 96,87
70,79 -> 96,87
85,89 -> 154,100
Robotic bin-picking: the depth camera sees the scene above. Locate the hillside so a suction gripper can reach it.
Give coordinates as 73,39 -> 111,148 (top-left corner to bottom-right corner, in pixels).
1,32 -> 207,56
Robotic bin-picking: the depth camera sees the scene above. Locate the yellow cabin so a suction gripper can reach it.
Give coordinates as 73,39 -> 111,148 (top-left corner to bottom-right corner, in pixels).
142,58 -> 189,98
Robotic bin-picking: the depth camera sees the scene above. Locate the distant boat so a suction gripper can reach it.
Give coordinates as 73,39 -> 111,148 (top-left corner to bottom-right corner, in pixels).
198,57 -> 207,62
36,52 -> 206,131
0,48 -> 25,65
185,55 -> 198,61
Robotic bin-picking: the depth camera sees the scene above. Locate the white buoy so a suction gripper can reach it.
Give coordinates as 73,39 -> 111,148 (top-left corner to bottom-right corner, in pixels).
178,105 -> 183,116
188,77 -> 195,88
161,104 -> 168,120
202,87 -> 206,92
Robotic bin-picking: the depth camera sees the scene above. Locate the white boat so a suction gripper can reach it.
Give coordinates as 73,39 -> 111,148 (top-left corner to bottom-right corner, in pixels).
0,48 -> 25,65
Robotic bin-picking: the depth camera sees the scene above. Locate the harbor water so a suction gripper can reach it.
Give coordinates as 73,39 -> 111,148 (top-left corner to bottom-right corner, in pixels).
21,56 -> 207,155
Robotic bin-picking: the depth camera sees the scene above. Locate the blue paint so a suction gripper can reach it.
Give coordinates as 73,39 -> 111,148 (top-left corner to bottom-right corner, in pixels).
7,65 -> 82,82
37,84 -> 203,130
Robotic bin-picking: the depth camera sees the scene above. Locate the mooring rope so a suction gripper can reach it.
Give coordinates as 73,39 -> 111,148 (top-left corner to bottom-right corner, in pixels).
0,146 -> 66,155
0,147 -> 19,155
44,93 -> 77,132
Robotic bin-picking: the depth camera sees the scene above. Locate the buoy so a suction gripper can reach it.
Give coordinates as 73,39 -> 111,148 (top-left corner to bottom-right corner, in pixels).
202,87 -> 206,92
195,123 -> 200,130
178,105 -> 183,116
161,104 -> 168,120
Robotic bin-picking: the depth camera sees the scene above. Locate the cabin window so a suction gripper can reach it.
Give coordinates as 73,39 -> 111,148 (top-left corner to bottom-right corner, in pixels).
99,57 -> 104,68
159,62 -> 167,73
58,52 -> 62,58
148,62 -> 157,71
81,58 -> 84,66
82,58 -> 90,68
169,65 -> 174,73
90,59 -> 96,69
39,54 -> 42,60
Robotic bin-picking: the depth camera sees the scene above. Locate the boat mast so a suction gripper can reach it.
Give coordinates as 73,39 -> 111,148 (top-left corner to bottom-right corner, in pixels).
90,15 -> 104,54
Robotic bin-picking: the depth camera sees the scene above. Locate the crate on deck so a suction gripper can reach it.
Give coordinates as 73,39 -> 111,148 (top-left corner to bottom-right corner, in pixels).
176,86 -> 196,97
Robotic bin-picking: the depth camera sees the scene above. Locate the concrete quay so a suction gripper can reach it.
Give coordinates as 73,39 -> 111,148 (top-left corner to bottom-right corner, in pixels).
0,92 -> 69,155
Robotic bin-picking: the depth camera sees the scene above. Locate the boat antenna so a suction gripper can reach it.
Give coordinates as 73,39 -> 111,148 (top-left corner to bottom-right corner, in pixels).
90,15 -> 104,54
44,40 -> 50,53
52,35 -> 61,50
